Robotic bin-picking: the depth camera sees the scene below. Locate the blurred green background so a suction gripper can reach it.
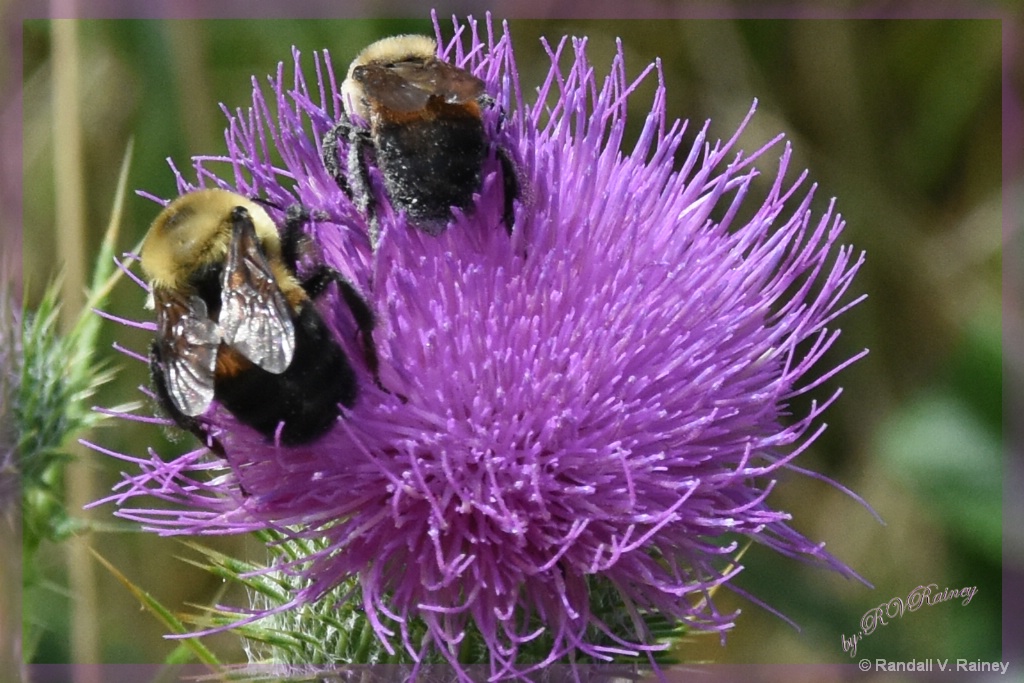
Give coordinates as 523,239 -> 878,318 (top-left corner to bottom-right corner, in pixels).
18,13 -> 1009,674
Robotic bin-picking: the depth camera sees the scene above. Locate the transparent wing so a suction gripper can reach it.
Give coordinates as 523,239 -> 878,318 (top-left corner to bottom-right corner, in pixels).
154,290 -> 219,417
356,59 -> 485,113
218,207 -> 295,374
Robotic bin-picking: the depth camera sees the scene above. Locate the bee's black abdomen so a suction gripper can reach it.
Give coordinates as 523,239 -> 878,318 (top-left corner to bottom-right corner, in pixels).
215,304 -> 356,445
375,112 -> 487,225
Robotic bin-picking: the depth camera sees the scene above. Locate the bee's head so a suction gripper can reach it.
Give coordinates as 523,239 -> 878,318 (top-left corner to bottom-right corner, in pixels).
140,189 -> 281,291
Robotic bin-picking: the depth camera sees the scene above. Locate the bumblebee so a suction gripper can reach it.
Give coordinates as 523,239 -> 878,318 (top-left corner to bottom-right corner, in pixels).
322,34 -> 518,239
139,188 -> 380,447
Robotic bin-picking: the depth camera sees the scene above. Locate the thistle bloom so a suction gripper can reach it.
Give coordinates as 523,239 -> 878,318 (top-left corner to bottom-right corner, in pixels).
90,16 -> 869,679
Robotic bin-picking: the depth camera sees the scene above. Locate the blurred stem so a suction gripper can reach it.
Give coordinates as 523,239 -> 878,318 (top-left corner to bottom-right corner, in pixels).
166,21 -> 217,154
50,15 -> 99,678
50,20 -> 85,323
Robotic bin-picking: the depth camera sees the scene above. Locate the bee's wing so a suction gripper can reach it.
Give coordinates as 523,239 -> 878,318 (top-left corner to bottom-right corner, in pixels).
357,59 -> 485,113
218,207 -> 295,374
154,290 -> 220,417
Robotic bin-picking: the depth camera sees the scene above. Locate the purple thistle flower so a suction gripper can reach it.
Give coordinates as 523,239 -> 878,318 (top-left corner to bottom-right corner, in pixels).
89,14 -> 870,679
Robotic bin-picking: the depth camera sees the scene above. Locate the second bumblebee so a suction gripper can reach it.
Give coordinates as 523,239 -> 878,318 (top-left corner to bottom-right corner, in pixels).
324,34 -> 518,236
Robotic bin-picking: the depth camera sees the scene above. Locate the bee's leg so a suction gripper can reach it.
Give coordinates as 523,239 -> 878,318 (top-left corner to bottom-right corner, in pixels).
478,94 -> 518,235
334,276 -> 381,383
348,133 -> 382,249
248,196 -> 313,268
322,117 -> 381,249
497,148 -> 519,235
278,204 -> 313,271
278,207 -> 373,361
321,117 -> 353,197
302,268 -> 400,401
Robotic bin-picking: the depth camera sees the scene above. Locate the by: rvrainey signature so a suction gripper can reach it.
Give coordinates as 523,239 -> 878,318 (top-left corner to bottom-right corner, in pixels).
841,583 -> 977,658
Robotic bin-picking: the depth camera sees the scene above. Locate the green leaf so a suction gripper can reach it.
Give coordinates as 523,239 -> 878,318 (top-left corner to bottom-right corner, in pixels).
89,547 -> 221,665
876,390 -> 1001,558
